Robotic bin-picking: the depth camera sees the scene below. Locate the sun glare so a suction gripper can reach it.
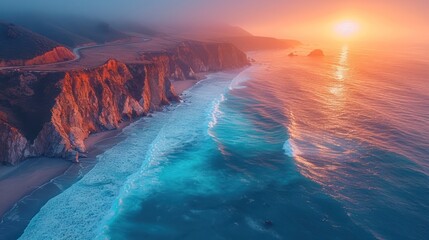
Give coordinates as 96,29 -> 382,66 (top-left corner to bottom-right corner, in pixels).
334,20 -> 359,38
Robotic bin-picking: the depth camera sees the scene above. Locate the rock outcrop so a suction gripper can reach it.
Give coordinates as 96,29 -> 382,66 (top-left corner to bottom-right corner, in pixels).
0,41 -> 249,165
25,47 -> 75,66
308,49 -> 324,57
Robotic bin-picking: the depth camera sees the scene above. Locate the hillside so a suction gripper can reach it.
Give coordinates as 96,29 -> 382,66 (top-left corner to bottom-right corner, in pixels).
0,22 -> 62,60
54,19 -> 130,45
161,24 -> 253,40
1,15 -> 131,47
159,24 -> 300,51
13,20 -> 93,47
217,36 -> 301,51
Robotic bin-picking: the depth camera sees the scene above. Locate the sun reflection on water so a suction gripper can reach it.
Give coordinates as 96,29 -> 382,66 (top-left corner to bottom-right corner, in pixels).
334,46 -> 348,81
284,45 -> 353,186
328,45 -> 350,109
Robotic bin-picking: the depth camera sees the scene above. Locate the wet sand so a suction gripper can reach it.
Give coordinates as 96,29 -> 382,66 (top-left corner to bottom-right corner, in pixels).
172,79 -> 200,95
0,158 -> 71,217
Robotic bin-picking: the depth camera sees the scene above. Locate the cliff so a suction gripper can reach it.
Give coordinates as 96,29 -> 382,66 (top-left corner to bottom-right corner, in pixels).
0,41 -> 248,165
140,41 -> 249,79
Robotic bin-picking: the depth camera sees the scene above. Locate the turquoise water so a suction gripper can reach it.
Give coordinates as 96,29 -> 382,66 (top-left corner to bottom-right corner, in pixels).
21,45 -> 429,239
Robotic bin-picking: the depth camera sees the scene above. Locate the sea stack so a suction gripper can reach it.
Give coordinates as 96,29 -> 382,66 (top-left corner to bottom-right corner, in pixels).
307,49 -> 324,57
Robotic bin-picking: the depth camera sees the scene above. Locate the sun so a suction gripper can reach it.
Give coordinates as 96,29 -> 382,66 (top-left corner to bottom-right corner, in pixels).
334,20 -> 359,38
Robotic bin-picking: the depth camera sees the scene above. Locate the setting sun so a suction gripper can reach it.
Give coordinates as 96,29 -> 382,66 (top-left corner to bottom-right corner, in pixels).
334,20 -> 359,38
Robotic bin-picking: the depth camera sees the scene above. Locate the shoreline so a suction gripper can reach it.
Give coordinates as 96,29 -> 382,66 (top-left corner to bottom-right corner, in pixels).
18,69 -> 246,239
0,78 -> 200,228
0,68 -> 246,239
0,158 -> 71,217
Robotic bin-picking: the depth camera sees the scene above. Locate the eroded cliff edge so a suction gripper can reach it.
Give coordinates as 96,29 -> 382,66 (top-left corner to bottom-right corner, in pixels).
0,41 -> 249,165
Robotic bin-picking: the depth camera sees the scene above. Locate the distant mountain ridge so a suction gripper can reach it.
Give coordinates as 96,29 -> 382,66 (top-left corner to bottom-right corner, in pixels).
1,15 -> 131,47
0,16 -> 300,67
217,36 -> 301,51
158,23 -> 301,51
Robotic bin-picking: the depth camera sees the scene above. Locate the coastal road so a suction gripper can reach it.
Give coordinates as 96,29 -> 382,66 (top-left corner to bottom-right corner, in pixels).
0,37 -> 153,71
70,37 -> 152,62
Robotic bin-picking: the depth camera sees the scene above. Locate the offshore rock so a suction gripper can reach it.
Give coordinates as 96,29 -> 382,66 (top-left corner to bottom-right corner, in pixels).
308,49 -> 324,57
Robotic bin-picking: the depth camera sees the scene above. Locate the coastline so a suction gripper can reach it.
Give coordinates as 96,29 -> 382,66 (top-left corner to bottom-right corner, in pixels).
0,77 -> 201,238
18,69 -> 245,239
0,67 -> 247,239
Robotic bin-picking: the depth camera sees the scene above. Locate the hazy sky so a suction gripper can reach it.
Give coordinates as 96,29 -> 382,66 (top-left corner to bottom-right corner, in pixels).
1,0 -> 428,42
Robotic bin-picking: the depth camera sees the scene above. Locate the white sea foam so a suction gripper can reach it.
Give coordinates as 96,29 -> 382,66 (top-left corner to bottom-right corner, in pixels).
95,74 -> 236,239
19,113 -> 170,240
208,94 -> 225,129
245,217 -> 281,239
229,67 -> 254,90
283,139 -> 301,157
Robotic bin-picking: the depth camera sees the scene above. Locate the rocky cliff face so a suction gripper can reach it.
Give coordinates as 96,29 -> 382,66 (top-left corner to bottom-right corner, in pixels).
0,41 -> 248,165
140,41 -> 249,80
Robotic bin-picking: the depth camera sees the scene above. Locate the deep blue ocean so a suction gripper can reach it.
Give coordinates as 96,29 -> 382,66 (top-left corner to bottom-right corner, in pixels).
19,44 -> 429,239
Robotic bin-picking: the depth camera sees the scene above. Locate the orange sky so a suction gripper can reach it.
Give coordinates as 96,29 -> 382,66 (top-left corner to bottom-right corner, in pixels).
236,1 -> 429,43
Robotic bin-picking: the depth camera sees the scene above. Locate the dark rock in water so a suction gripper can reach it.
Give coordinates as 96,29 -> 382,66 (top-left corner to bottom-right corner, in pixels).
308,49 -> 324,57
264,220 -> 274,227
288,52 -> 298,57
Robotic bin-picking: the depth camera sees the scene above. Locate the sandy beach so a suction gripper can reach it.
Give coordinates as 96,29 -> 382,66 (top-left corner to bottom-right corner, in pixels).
171,79 -> 200,95
0,158 -> 71,217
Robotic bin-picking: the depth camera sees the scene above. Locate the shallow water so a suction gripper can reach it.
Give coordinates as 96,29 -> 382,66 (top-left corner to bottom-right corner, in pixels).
21,45 -> 429,239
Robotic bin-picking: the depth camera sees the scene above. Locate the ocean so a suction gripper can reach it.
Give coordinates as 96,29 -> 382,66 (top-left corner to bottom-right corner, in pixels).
19,44 -> 429,239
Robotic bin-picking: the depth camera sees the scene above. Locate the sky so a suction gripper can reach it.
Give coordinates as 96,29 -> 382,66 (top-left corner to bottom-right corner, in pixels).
1,0 -> 428,42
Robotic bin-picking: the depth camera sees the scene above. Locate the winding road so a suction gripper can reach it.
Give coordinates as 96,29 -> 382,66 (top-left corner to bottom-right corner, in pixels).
0,37 -> 151,71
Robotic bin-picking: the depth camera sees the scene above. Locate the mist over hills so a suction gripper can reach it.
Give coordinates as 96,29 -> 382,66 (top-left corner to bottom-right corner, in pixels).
216,36 -> 301,51
0,14 -> 300,66
1,15 -> 131,47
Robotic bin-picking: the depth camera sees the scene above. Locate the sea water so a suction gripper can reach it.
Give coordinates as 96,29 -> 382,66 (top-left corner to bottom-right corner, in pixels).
20,44 -> 429,239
